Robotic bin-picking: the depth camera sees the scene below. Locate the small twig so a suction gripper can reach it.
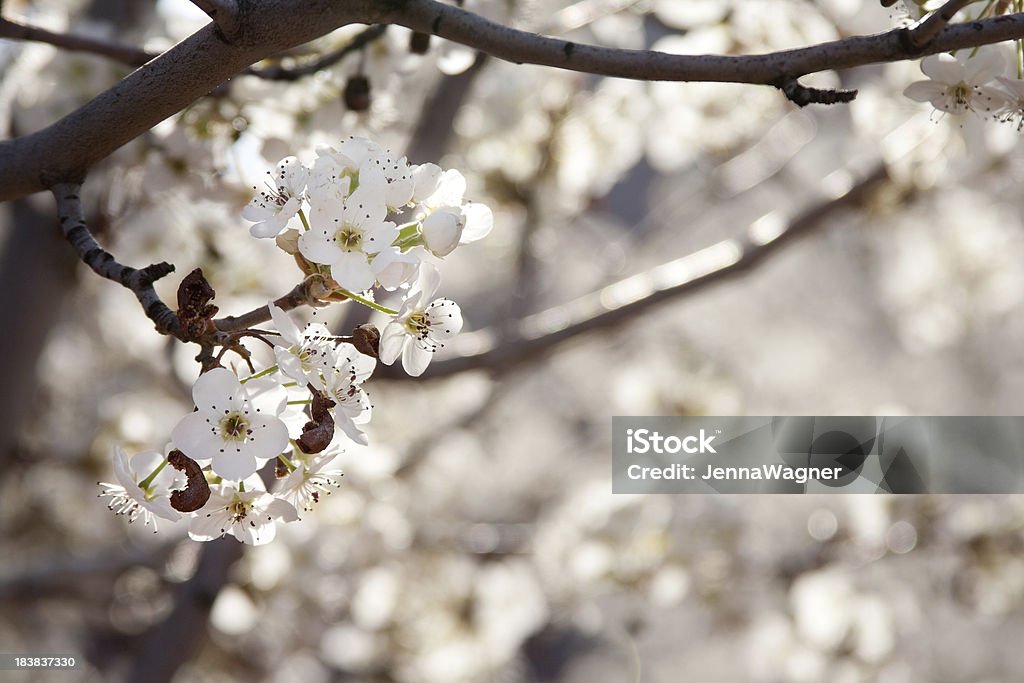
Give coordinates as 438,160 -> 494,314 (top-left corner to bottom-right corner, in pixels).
188,0 -> 240,39
905,0 -> 977,50
243,25 -> 388,81
775,77 -> 858,107
214,281 -> 316,332
51,183 -> 182,338
0,16 -> 383,83
0,16 -> 155,66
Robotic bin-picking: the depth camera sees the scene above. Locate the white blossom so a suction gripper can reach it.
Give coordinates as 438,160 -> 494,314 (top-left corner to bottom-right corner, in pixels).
98,445 -> 183,531
379,264 -> 463,376
275,449 -> 344,511
298,165 -> 398,292
318,343 -> 376,445
189,474 -> 298,545
171,368 -> 290,481
243,156 -> 309,238
903,49 -> 1008,116
268,303 -> 337,384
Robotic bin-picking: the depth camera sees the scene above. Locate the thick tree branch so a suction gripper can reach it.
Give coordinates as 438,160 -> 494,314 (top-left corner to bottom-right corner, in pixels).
387,1 -> 1024,83
381,163 -> 891,380
0,16 -> 154,66
188,0 -> 240,39
3,3 -> 1024,202
51,182 -> 182,337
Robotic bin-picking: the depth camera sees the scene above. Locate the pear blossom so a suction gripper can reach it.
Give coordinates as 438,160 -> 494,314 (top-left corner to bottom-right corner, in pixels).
275,449 -> 345,511
411,168 -> 494,251
903,49 -> 1009,116
189,474 -> 298,546
995,76 -> 1024,129
318,344 -> 376,445
380,264 -> 463,376
268,304 -> 337,384
243,156 -> 309,238
298,165 -> 398,292
371,247 -> 421,290
171,367 -> 290,481
98,445 -> 183,531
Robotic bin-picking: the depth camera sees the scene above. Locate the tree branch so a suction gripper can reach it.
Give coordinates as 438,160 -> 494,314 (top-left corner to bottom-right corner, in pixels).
381,163 -> 891,380
244,24 -> 388,81
0,16 -> 154,66
188,0 -> 240,39
213,281 -> 319,332
387,1 -> 1024,85
905,0 -> 976,50
51,182 -> 182,338
3,2 -> 1024,202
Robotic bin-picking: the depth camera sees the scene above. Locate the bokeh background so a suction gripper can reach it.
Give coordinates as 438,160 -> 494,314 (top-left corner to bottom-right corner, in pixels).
3,0 -> 1024,681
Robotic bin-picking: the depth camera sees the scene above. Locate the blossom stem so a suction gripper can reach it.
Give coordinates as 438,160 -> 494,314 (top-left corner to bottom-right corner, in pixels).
332,287 -> 398,315
241,365 -> 279,383
286,399 -> 312,405
298,208 -> 310,232
278,454 -> 296,472
137,457 -> 169,490
1017,1 -> 1023,79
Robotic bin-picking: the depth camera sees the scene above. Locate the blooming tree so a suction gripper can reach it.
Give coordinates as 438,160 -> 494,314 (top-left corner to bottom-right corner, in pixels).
4,0 -> 1024,681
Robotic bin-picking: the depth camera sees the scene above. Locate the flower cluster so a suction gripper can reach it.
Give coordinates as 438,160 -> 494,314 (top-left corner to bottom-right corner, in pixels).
99,138 -> 492,544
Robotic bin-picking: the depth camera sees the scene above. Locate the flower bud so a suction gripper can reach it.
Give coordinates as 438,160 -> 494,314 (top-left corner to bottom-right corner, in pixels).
421,208 -> 465,257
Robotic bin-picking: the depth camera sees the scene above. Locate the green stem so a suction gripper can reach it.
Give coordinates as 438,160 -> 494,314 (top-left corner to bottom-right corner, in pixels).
287,399 -> 312,405
241,365 -> 279,383
278,453 -> 297,473
137,457 -> 169,491
298,208 -> 310,232
334,287 -> 398,315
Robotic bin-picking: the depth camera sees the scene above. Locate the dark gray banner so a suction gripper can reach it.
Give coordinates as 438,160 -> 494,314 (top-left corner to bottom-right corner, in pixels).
612,417 -> 1024,493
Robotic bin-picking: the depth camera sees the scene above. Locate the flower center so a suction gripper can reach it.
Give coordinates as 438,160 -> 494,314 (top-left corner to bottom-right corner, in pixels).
334,225 -> 362,251
405,312 -> 430,339
219,413 -> 251,442
229,498 -> 251,523
951,83 -> 971,108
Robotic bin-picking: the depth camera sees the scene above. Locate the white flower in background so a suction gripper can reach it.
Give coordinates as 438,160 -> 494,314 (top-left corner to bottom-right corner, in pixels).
298,166 -> 398,292
98,445 -> 183,531
903,49 -> 1009,116
171,367 -> 290,481
380,264 -> 463,376
319,344 -> 376,445
268,304 -> 337,384
189,474 -> 298,545
275,449 -> 345,511
243,156 -> 309,238
995,76 -> 1024,129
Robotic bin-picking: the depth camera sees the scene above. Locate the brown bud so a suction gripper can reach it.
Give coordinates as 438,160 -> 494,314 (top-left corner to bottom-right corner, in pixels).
176,268 -> 219,339
409,31 -> 431,55
344,75 -> 371,112
296,386 -> 337,454
167,450 -> 211,512
351,324 -> 380,358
